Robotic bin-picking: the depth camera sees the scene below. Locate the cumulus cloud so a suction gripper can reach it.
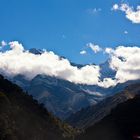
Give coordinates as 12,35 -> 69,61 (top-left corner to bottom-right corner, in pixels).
87,43 -> 102,53
80,50 -> 87,55
87,8 -> 101,14
124,30 -> 128,34
105,46 -> 140,83
0,41 -> 101,85
105,48 -> 114,54
0,41 -> 140,88
99,78 -> 117,88
112,3 -> 140,23
111,4 -> 119,11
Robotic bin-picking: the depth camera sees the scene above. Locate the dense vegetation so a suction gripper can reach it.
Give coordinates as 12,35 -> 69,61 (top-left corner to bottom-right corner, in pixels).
0,75 -> 79,140
76,84 -> 140,140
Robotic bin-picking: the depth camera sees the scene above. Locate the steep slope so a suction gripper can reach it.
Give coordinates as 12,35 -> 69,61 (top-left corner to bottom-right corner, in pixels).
66,84 -> 140,129
12,74 -> 140,120
9,51 -> 140,120
76,86 -> 140,140
12,74 -> 104,119
0,75 -> 78,140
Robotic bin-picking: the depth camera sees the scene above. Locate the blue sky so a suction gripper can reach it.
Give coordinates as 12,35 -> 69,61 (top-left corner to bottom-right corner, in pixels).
0,0 -> 140,64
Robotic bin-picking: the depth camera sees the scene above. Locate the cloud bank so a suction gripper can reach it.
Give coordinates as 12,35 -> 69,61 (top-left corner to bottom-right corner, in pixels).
0,41 -> 140,88
0,41 -> 100,85
80,50 -> 87,55
112,3 -> 140,23
106,46 -> 140,83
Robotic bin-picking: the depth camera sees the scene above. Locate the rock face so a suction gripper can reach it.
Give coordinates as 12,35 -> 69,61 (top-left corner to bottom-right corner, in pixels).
66,84 -> 140,129
76,84 -> 140,140
0,75 -> 77,140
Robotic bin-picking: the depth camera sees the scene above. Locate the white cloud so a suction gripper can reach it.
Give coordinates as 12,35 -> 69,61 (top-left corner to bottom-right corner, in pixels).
112,4 -> 119,11
87,43 -> 102,53
124,30 -> 128,34
99,78 -> 117,88
0,41 -> 140,88
87,8 -> 101,14
81,89 -> 103,96
106,46 -> 140,83
105,48 -> 114,54
80,50 -> 87,55
0,41 -> 101,85
1,40 -> 7,47
112,3 -> 140,23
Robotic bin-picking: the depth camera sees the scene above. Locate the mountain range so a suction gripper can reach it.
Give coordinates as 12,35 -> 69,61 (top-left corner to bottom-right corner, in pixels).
0,48 -> 140,140
4,48 -> 138,121
66,83 -> 140,129
0,74 -> 140,140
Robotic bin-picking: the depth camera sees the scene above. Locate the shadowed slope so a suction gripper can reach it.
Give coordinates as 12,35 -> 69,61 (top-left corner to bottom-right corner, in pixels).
76,84 -> 140,140
0,75 -> 78,140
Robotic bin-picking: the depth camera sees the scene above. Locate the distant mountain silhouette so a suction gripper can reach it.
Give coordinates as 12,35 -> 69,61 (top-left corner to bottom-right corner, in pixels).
12,74 -> 105,119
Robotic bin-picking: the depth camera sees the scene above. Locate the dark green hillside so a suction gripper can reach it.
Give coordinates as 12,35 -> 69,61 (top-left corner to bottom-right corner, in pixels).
77,84 -> 140,140
0,75 -> 78,140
